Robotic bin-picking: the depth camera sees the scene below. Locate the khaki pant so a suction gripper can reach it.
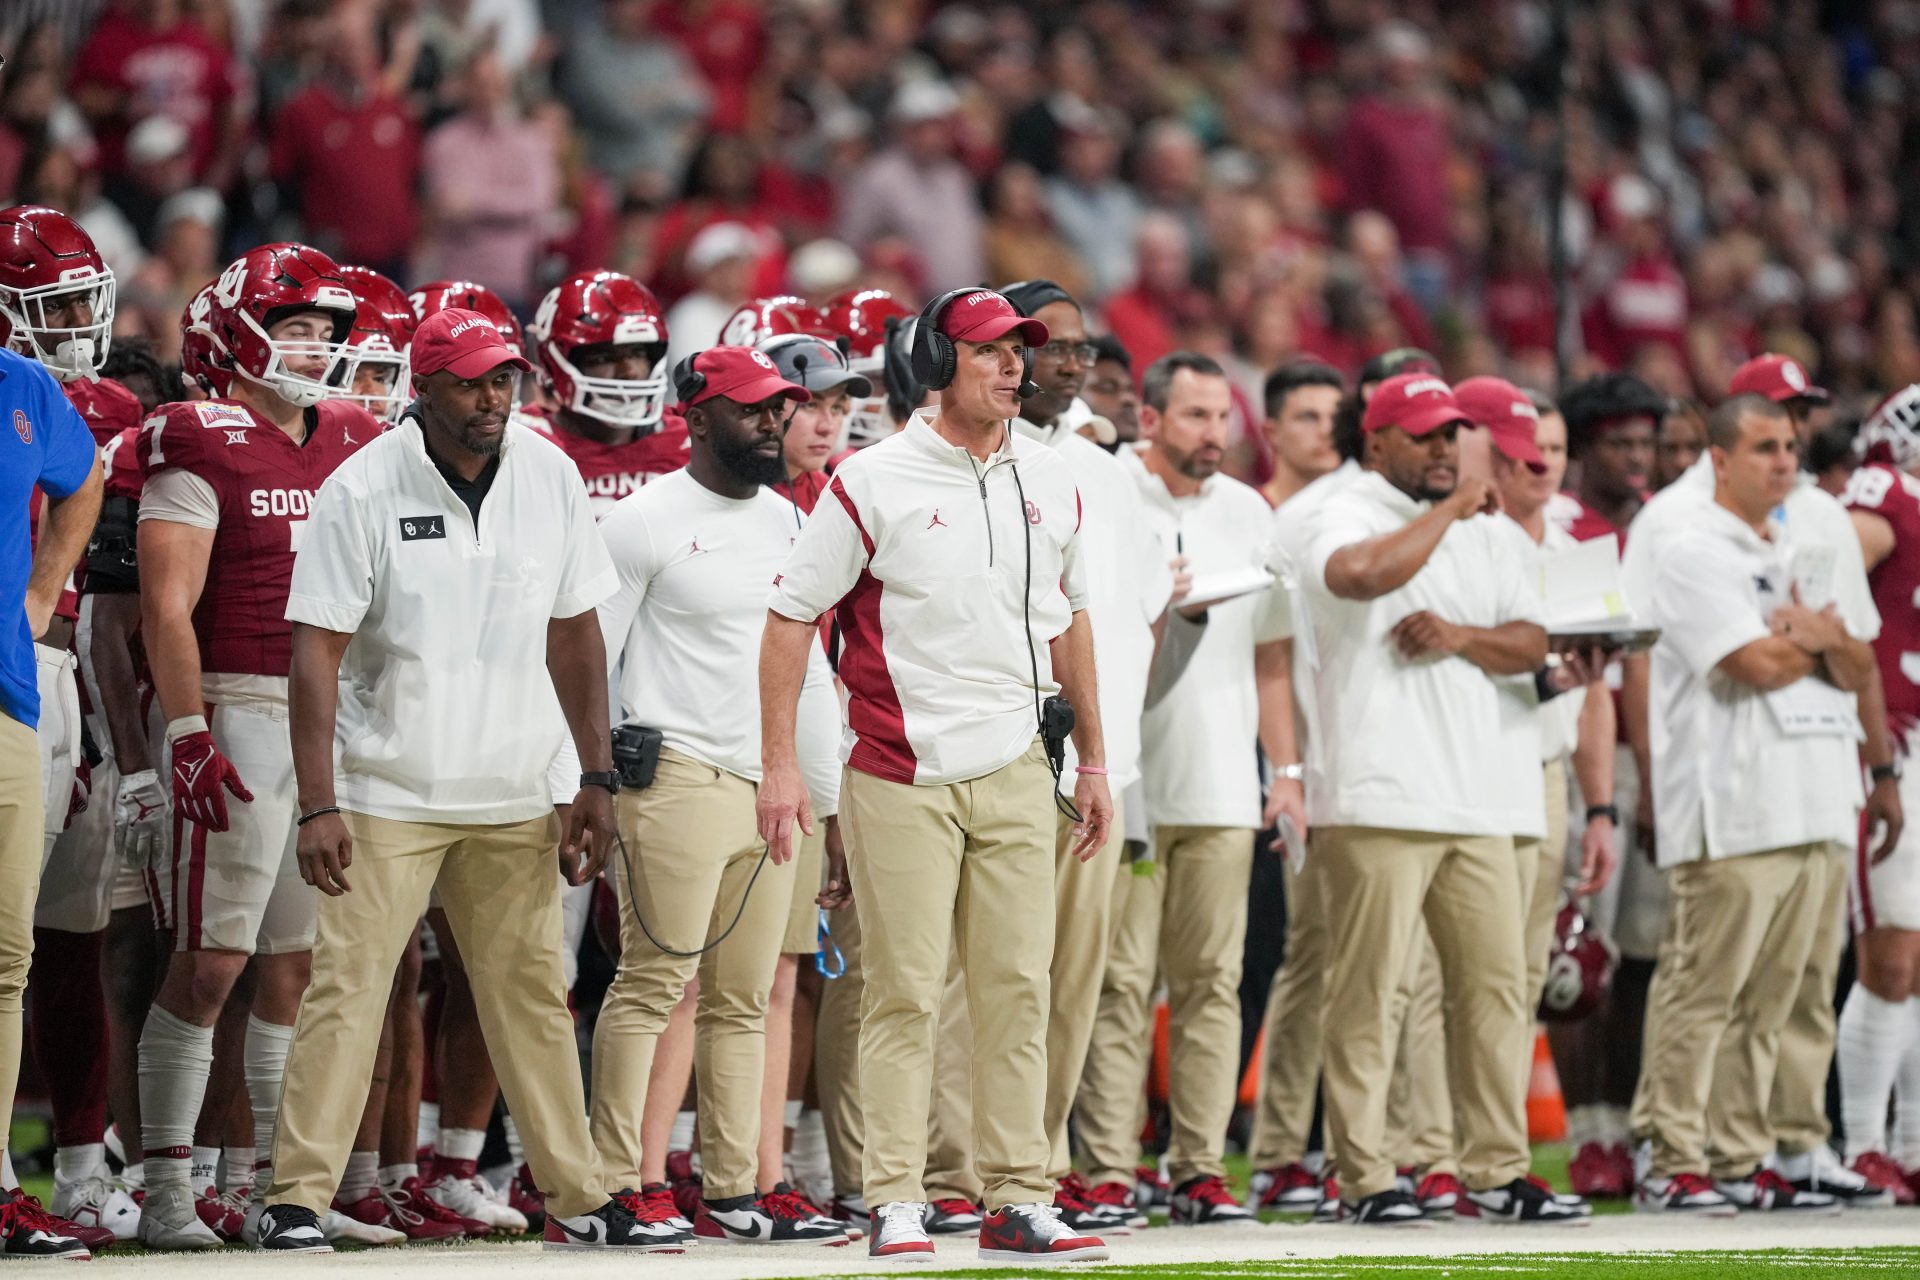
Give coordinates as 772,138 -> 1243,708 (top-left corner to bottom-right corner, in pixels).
925,952 -> 978,1202
838,741 -> 1055,1208
270,810 -> 604,1217
1758,843 -> 1849,1157
1076,846 -> 1165,1187
1319,826 -> 1531,1200
591,749 -> 794,1199
1386,930 -> 1454,1176
1632,842 -> 1838,1180
1248,840 -> 1328,1169
781,826 -> 826,954
814,900 -> 864,1198
0,715 -> 42,1155
1523,758 -> 1571,1006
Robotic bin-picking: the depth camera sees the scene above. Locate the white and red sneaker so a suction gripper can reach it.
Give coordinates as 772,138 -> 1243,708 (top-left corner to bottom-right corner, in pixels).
1414,1171 -> 1462,1219
1169,1175 -> 1252,1225
867,1200 -> 935,1260
922,1197 -> 982,1234
977,1203 -> 1107,1262
1851,1151 -> 1916,1206
1635,1172 -> 1737,1216
1081,1178 -> 1147,1228
1568,1141 -> 1626,1198
335,1183 -> 469,1242
1247,1161 -> 1321,1212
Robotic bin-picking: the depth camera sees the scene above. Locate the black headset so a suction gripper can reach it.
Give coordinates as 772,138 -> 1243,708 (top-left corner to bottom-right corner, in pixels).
671,353 -> 706,405
910,286 -> 1039,399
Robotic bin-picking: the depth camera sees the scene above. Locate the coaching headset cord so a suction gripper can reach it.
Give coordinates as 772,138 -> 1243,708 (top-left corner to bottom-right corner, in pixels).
612,825 -> 772,960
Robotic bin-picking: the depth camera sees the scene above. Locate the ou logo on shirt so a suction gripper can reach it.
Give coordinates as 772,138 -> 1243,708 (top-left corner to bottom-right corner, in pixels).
1024,499 -> 1042,526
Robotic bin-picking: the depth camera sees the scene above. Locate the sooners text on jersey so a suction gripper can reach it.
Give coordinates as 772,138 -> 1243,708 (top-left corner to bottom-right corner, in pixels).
533,410 -> 691,515
138,398 -> 375,677
1845,461 -> 1920,745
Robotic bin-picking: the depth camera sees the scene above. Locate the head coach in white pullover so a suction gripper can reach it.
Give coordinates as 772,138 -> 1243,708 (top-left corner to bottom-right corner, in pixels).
256,310 -> 665,1255
758,287 -> 1113,1264
1300,373 -> 1579,1226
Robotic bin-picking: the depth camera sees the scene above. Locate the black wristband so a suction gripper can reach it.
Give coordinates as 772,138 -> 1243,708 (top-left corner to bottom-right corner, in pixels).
580,770 -> 622,795
1872,763 -> 1900,785
1586,803 -> 1619,825
296,805 -> 341,827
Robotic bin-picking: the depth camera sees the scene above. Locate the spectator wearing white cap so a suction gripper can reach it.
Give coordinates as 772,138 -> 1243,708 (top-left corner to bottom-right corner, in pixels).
835,80 -> 985,294
663,222 -> 765,372
1297,374 -> 1584,1226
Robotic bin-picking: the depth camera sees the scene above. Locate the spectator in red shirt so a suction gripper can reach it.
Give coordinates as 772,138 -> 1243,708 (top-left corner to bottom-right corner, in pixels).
269,7 -> 420,280
1338,22 -> 1453,314
1102,211 -> 1213,379
649,0 -> 765,136
1582,175 -> 1689,371
69,0 -> 245,191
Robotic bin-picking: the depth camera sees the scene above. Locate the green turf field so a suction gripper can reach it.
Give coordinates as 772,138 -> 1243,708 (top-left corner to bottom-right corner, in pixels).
803,1252 -> 1920,1279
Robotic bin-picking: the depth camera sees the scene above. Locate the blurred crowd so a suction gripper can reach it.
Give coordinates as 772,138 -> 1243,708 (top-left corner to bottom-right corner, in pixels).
5,0 -> 1920,451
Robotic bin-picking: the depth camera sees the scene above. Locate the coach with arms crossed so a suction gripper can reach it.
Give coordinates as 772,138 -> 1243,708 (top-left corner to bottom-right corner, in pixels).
759,287 -> 1111,1263
254,310 -> 669,1254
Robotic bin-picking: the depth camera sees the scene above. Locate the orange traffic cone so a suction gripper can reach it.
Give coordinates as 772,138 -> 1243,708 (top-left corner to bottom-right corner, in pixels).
1526,1028 -> 1566,1143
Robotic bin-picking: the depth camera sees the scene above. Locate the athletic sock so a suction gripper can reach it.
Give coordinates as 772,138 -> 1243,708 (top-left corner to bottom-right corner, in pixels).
137,1006 -> 215,1187
340,1151 -> 379,1202
189,1145 -> 219,1196
379,1162 -> 418,1191
122,1161 -> 144,1193
243,1016 -> 294,1197
503,1114 -> 524,1168
417,1100 -> 439,1174
1895,1001 -> 1920,1169
1599,1104 -> 1632,1147
1565,1104 -> 1605,1150
1840,987 -> 1916,1160
669,1110 -> 695,1154
436,1127 -> 485,1182
52,1143 -> 105,1185
223,1146 -> 255,1196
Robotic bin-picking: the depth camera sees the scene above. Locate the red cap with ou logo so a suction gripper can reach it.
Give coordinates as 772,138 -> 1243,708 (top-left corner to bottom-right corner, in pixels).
1728,353 -> 1828,404
939,290 -> 1050,347
683,345 -> 812,407
1453,375 -> 1547,474
1362,373 -> 1470,437
410,308 -> 532,380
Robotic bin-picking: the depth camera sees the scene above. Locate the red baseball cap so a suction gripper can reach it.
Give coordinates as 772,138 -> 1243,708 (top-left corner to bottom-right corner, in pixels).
939,289 -> 1050,347
1454,376 -> 1547,474
1362,373 -> 1470,437
683,345 -> 812,407
1729,353 -> 1828,404
409,308 -> 532,380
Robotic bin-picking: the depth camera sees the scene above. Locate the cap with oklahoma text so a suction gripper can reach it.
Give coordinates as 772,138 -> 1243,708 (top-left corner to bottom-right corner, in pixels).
410,308 -> 532,380
1729,353 -> 1828,404
939,290 -> 1050,347
1363,373 -> 1470,437
683,345 -> 812,407
1453,376 -> 1547,473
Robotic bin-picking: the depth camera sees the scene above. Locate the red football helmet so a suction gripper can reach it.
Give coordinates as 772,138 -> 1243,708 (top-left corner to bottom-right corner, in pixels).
1860,385 -> 1920,471
824,288 -> 914,447
1537,898 -> 1618,1023
335,265 -> 413,423
208,243 -> 357,408
409,280 -> 524,359
0,204 -> 115,381
528,270 -> 669,431
719,294 -> 825,349
179,280 -> 232,398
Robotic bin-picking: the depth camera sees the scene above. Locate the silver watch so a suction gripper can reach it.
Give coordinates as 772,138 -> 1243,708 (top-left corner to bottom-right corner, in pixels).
1274,763 -> 1305,782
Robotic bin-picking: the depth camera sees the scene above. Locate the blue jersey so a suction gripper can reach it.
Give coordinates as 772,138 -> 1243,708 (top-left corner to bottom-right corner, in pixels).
2,347 -> 97,728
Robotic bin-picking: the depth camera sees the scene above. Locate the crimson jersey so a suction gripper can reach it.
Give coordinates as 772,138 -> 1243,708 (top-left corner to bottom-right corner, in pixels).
1845,462 -> 1920,743
101,425 -> 144,502
67,376 -> 143,447
137,398 -> 375,678
533,411 -> 691,515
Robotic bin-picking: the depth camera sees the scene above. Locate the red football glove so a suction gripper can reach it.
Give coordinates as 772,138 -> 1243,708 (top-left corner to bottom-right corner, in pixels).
169,730 -> 253,832
65,756 -> 92,829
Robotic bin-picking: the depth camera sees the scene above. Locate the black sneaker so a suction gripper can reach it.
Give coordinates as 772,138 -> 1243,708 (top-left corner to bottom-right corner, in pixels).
544,1198 -> 687,1251
1345,1188 -> 1430,1227
255,1204 -> 334,1253
0,1189 -> 91,1259
1461,1177 -> 1592,1225
922,1197 -> 983,1234
1713,1170 -> 1842,1215
695,1192 -> 848,1244
1170,1175 -> 1254,1225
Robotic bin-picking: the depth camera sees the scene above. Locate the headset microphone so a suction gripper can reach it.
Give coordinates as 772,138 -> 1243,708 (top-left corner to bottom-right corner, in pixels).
1016,372 -> 1041,400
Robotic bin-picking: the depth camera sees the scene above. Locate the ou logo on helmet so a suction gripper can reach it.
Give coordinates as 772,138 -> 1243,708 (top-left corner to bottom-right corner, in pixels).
214,259 -> 249,308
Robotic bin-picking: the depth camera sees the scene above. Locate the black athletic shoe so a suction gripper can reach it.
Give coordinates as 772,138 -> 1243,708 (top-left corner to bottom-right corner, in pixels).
0,1190 -> 91,1259
255,1204 -> 333,1253
695,1192 -> 848,1244
1461,1177 -> 1592,1225
544,1198 -> 688,1251
1344,1188 -> 1430,1227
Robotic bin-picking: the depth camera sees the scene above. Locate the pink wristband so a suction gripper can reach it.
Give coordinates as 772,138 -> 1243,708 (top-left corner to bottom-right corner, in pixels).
1075,766 -> 1109,775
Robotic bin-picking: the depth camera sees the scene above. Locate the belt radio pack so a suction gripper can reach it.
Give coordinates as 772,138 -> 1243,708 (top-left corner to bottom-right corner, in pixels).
611,724 -> 663,791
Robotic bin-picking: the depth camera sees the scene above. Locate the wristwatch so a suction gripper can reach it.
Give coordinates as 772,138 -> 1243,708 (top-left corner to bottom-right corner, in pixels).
1586,803 -> 1620,825
1871,759 -> 1903,785
580,770 -> 622,795
1274,763 -> 1305,782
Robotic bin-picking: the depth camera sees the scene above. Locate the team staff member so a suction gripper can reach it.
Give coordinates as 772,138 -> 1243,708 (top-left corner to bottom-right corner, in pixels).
578,345 -> 845,1246
1299,374 -> 1582,1226
254,309 -> 666,1255
1080,352 -> 1294,1228
759,288 -> 1111,1263
1631,395 -> 1873,1215
0,338 -> 101,1260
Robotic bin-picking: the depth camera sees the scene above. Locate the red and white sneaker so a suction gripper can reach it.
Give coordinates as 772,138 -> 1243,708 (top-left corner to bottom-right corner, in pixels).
1713,1169 -> 1841,1214
1134,1164 -> 1170,1209
977,1203 -> 1107,1263
507,1164 -> 547,1229
922,1197 -> 982,1234
693,1190 -> 848,1244
335,1183 -> 469,1242
1608,1143 -> 1636,1193
1314,1175 -> 1342,1222
196,1188 -> 248,1241
394,1176 -> 488,1237
1170,1174 -> 1252,1225
1635,1172 -> 1737,1216
867,1200 -> 935,1260
1568,1141 -> 1626,1198
780,1184 -> 861,1240
609,1187 -> 692,1246
1413,1171 -> 1462,1219
1247,1161 -> 1322,1211
1081,1178 -> 1147,1228
0,1191 -> 92,1260
1053,1174 -> 1129,1236
1851,1152 -> 1917,1206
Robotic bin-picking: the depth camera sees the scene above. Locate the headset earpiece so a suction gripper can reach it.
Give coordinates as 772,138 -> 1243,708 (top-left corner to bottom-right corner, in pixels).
910,287 -> 973,391
671,354 -> 706,404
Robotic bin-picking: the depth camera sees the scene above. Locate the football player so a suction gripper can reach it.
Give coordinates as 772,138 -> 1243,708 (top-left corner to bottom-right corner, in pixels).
133,243 -> 385,1249
822,288 -> 915,452
333,266 -> 413,426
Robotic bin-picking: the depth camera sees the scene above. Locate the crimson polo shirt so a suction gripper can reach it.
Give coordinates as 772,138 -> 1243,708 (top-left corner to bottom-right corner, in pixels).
270,84 -> 420,264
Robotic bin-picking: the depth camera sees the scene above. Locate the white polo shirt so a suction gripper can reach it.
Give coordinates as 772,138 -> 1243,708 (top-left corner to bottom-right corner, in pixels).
589,468 -> 841,801
286,421 -> 616,825
769,409 -> 1087,787
1646,500 -> 1865,865
1123,447 -> 1290,830
1266,460 -> 1362,812
1300,470 -> 1544,836
1014,414 -> 1168,793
